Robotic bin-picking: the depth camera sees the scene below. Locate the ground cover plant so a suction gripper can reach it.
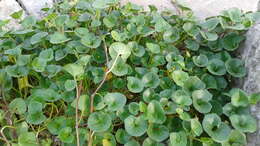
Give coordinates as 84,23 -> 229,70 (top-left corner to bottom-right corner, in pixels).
0,0 -> 260,145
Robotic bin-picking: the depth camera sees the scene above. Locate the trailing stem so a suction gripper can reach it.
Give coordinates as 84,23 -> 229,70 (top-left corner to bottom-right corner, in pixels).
87,40 -> 119,146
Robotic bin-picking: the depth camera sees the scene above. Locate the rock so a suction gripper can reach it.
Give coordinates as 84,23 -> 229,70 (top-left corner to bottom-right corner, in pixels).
17,0 -> 53,18
121,0 -> 258,19
240,22 -> 260,146
0,0 -> 24,29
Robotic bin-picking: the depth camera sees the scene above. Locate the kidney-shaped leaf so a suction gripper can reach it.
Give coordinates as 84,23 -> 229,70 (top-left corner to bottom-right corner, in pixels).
230,114 -> 257,133
225,58 -> 246,78
147,100 -> 166,124
104,92 -> 127,111
221,130 -> 247,146
202,114 -> 231,142
172,90 -> 192,106
88,112 -> 112,132
147,124 -> 169,142
142,72 -> 160,88
171,70 -> 189,87
109,42 -> 131,62
183,76 -> 206,93
127,76 -> 144,93
207,59 -> 226,76
9,98 -> 26,115
193,54 -> 208,67
124,115 -> 148,137
170,131 -> 187,146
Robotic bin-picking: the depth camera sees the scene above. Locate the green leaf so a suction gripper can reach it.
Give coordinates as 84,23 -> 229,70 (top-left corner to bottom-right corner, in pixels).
200,18 -> 220,31
230,114 -> 257,133
201,31 -> 218,41
192,89 -> 212,113
30,32 -> 48,45
221,130 -> 247,146
147,124 -> 169,142
11,10 -> 23,19
225,58 -> 246,77
202,114 -> 231,142
171,70 -> 189,87
9,98 -> 26,115
81,32 -> 101,48
125,140 -> 140,146
172,90 -> 192,106
146,43 -> 161,54
32,57 -> 47,72
147,100 -> 166,124
21,16 -> 36,28
64,80 -> 76,91
55,15 -> 69,27
127,76 -> 144,93
26,101 -> 46,125
104,92 -> 127,111
115,129 -> 131,144
58,127 -> 74,143
231,89 -> 249,107
71,94 -> 90,113
142,72 -> 160,88
17,55 -> 31,66
47,116 -> 67,135
221,32 -> 244,51
201,74 -> 218,89
32,88 -> 61,102
185,39 -> 200,51
183,76 -> 206,93
111,30 -> 126,41
193,54 -> 208,67
39,49 -> 54,62
124,115 -> 147,136
74,27 -> 89,38
6,65 -> 29,77
191,118 -> 203,136
128,102 -> 140,115
18,132 -> 37,146
63,63 -> 84,77
170,131 -> 187,146
207,59 -> 226,76
143,138 -> 164,146
109,42 -> 131,61
163,28 -> 180,43
249,92 -> 260,104
49,32 -> 70,44
88,112 -> 112,132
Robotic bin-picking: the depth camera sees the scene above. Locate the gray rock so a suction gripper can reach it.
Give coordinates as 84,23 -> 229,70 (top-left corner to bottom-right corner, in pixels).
121,0 -> 258,19
17,0 -> 53,18
241,22 -> 260,146
0,0 -> 24,29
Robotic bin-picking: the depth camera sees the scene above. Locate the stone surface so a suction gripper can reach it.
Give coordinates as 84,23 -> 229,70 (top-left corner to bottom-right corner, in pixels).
240,23 -> 260,146
121,0 -> 258,19
17,0 -> 53,18
0,0 -> 24,29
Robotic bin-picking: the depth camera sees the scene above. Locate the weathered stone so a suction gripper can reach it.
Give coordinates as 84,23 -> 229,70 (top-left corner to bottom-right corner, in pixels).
0,0 -> 24,29
121,0 -> 258,19
240,23 -> 260,146
17,0 -> 53,18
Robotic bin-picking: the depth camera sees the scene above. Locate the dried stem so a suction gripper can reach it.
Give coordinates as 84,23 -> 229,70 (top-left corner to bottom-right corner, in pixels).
75,80 -> 83,146
88,46 -> 120,146
0,126 -> 15,146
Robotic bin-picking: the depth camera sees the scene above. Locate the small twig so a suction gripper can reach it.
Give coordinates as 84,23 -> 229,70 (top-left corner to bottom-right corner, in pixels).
75,80 -> 83,146
102,37 -> 109,66
0,126 -> 15,146
89,54 -> 119,113
171,0 -> 181,15
88,53 -> 119,146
